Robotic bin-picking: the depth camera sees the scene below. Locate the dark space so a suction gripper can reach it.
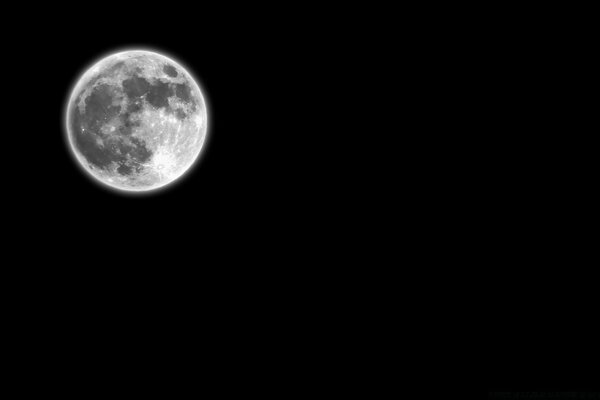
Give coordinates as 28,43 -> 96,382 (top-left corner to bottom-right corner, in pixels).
0,3 -> 597,394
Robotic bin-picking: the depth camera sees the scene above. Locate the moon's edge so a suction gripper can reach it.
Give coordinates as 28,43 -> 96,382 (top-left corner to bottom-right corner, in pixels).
63,50 -> 210,194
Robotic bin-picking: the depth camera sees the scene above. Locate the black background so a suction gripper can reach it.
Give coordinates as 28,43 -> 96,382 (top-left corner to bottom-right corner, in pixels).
480,10 -> 599,395
0,2 -> 598,393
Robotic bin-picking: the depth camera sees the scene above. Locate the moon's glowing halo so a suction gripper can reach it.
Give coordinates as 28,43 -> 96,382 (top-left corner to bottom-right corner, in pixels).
62,46 -> 212,197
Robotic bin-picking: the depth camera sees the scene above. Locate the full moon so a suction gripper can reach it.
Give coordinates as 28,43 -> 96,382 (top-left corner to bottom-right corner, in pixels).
65,50 -> 208,193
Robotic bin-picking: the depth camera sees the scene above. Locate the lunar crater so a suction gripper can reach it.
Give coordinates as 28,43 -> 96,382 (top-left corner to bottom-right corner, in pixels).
66,50 -> 208,193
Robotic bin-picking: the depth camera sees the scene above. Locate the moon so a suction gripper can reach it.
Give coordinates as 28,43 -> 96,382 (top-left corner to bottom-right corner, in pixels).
65,49 -> 208,193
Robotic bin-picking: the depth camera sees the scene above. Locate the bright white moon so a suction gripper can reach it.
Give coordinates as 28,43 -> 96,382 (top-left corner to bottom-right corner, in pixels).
65,49 -> 208,194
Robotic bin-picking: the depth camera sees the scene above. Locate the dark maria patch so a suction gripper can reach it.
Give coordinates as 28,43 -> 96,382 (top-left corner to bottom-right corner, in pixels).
163,64 -> 177,77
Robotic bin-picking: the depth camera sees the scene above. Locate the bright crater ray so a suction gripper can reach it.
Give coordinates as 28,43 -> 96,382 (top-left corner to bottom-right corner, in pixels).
65,50 -> 208,193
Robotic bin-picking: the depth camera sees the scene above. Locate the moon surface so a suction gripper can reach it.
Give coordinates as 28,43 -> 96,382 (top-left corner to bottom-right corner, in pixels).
65,50 -> 208,193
